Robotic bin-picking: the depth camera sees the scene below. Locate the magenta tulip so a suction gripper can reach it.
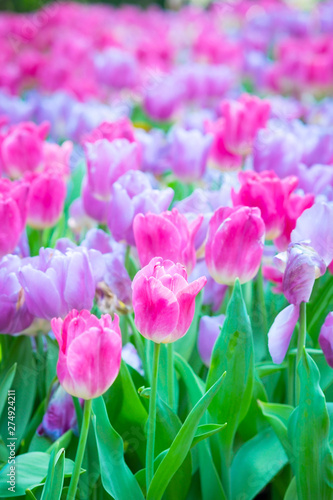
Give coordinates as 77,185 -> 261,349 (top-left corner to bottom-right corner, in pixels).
132,257 -> 206,343
205,206 -> 265,285
133,208 -> 203,274
25,169 -> 67,229
51,309 -> 122,399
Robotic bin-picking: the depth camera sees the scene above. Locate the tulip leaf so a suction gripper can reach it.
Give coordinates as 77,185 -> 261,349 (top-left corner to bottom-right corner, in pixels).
174,291 -> 203,361
0,337 -> 37,448
284,478 -> 298,500
191,424 -> 227,448
206,279 -> 254,466
92,396 -> 145,500
175,352 -> 227,500
288,349 -> 333,499
0,363 -> 16,419
0,452 -> 78,497
146,371 -> 226,500
258,401 -> 293,459
40,447 -> 65,500
230,427 -> 288,500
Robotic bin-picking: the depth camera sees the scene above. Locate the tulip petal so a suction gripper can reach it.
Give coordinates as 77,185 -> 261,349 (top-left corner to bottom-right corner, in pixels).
132,275 -> 180,342
268,304 -> 299,364
175,276 -> 207,339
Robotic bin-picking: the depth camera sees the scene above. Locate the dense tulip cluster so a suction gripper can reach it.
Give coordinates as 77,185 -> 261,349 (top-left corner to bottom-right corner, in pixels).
1,1 -> 333,499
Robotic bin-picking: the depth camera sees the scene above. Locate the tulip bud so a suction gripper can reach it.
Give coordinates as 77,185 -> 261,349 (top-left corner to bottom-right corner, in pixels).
133,208 -> 202,274
132,257 -> 206,343
25,169 -> 66,229
51,309 -> 122,399
205,206 -> 265,285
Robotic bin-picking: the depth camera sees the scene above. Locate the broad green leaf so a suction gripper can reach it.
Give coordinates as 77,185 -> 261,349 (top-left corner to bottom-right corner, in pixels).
206,279 -> 254,465
0,452 -> 77,497
41,447 -> 65,500
0,337 -> 37,447
147,371 -> 226,500
256,362 -> 287,378
92,396 -> 144,500
307,273 -> 333,342
47,430 -> 73,454
258,401 -> 293,459
174,292 -> 203,361
175,353 -> 227,500
0,363 -> 16,418
237,375 -> 268,441
288,350 -> 333,499
231,428 -> 288,500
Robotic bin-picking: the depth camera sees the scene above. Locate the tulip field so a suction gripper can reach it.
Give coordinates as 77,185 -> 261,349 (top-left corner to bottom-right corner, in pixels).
1,0 -> 333,498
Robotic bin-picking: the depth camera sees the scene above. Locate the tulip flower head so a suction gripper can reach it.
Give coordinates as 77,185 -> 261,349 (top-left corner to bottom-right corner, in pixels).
52,309 -> 122,399
132,257 -> 206,343
205,206 -> 265,285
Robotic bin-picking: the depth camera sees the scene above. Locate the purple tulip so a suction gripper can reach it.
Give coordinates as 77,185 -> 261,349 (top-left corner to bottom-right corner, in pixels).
296,163 -> 333,199
107,170 -> 174,245
81,177 -> 110,224
0,255 -> 33,334
319,312 -> 333,368
37,384 -> 79,441
191,259 -> 227,312
167,127 -> 213,182
198,314 -> 225,367
135,128 -> 171,175
18,247 -> 105,320
268,304 -> 300,364
291,202 -> 333,266
85,138 -> 139,201
283,243 -> 326,306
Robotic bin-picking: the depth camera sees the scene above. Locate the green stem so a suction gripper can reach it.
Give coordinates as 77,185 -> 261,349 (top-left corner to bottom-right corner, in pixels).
167,343 -> 174,410
287,353 -> 294,407
67,399 -> 92,500
146,342 -> 161,491
296,302 -> 307,405
257,266 -> 268,334
126,315 -> 150,382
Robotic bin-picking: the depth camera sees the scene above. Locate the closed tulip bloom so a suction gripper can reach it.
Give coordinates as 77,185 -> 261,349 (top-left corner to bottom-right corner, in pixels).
0,179 -> 29,258
25,169 -> 66,229
205,206 -> 265,285
85,138 -> 139,202
51,309 -> 122,399
168,127 -> 213,182
132,257 -> 206,343
107,170 -> 174,246
220,94 -> 270,156
231,170 -> 299,240
0,121 -> 50,179
198,314 -> 225,367
319,312 -> 333,368
268,304 -> 300,364
133,208 -> 203,274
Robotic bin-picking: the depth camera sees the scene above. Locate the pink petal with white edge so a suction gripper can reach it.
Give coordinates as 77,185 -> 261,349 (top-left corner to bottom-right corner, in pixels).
268,304 -> 299,364
132,276 -> 180,342
175,276 -> 207,339
65,326 -> 122,399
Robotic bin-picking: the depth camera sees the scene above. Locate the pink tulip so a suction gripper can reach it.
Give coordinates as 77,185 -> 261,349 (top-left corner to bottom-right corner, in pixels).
205,206 -> 265,285
25,169 -> 67,229
0,121 -> 50,179
220,94 -> 270,156
51,309 -> 122,399
231,171 -> 299,240
132,257 -> 206,343
0,178 -> 29,258
133,208 -> 203,274
205,118 -> 242,172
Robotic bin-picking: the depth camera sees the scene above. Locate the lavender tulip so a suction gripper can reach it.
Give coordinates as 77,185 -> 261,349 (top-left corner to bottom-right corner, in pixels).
198,314 -> 225,367
319,312 -> 333,368
107,170 -> 174,246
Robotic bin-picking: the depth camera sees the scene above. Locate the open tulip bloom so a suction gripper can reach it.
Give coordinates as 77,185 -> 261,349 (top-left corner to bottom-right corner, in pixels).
2,3 -> 333,500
